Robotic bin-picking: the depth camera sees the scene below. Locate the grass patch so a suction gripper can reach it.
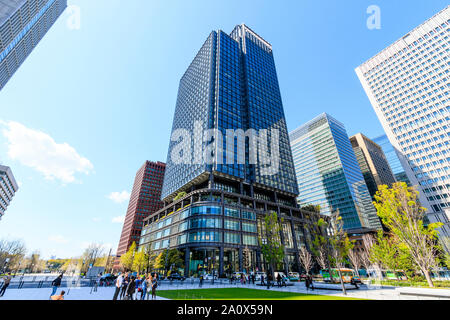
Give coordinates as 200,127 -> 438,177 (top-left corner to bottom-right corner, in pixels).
370,279 -> 450,289
157,288 -> 364,300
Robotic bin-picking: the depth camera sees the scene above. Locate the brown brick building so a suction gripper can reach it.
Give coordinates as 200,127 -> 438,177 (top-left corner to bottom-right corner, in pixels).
114,161 -> 165,270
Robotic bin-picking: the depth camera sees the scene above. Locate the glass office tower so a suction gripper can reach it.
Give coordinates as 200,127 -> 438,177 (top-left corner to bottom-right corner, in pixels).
373,134 -> 411,185
161,24 -> 298,202
355,6 -> 450,240
350,133 -> 397,198
0,0 -> 67,90
0,165 -> 19,220
139,25 -> 320,277
290,113 -> 382,231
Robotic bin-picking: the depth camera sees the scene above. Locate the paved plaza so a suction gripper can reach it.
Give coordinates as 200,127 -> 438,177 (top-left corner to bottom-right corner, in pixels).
1,279 -> 449,300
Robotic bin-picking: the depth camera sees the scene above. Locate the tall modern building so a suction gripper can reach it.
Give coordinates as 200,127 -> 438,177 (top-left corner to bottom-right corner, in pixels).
355,6 -> 450,239
290,113 -> 382,231
115,161 -> 166,268
0,165 -> 19,220
139,25 -> 321,277
0,0 -> 67,90
350,133 -> 397,198
372,134 -> 411,185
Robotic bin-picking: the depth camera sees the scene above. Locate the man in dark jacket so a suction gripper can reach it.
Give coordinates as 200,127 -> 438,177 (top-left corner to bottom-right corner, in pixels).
0,273 -> 12,297
125,276 -> 136,300
50,274 -> 63,298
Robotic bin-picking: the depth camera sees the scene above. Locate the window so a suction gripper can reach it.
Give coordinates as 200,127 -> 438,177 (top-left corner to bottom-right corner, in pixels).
224,232 -> 241,244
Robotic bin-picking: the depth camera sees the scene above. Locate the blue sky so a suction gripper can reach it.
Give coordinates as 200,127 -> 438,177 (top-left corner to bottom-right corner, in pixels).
0,0 -> 447,259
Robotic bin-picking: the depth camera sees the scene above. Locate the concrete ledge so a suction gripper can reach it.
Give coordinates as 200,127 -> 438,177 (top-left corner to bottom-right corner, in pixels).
396,287 -> 450,299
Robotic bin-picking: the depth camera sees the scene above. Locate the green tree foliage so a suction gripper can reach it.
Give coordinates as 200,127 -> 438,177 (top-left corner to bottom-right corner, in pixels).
133,250 -> 147,273
369,231 -> 415,278
174,192 -> 187,201
374,182 -> 442,287
120,242 -> 137,271
259,211 -> 285,277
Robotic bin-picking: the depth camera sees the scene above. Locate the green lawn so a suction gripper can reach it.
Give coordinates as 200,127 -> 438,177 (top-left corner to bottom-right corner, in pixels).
157,288 -> 363,300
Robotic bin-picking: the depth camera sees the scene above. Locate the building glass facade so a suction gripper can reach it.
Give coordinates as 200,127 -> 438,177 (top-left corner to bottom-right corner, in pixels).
290,113 -> 382,231
355,6 -> 450,239
161,24 -> 298,201
0,0 -> 67,90
139,25 -> 321,277
0,165 -> 19,220
372,134 -> 412,185
350,133 -> 397,198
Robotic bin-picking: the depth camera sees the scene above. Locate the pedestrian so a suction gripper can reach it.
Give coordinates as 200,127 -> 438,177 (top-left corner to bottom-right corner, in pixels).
51,290 -> 66,301
135,275 -> 141,300
125,276 -> 136,300
151,276 -> 158,300
260,274 -> 265,286
50,274 -> 63,298
309,275 -> 314,291
141,275 -> 148,300
113,273 -> 123,300
252,273 -> 255,285
305,275 -> 310,291
276,274 -> 282,287
199,275 -> 204,287
120,272 -> 129,300
94,273 -> 101,292
351,277 -> 359,289
0,273 -> 12,297
146,274 -> 153,300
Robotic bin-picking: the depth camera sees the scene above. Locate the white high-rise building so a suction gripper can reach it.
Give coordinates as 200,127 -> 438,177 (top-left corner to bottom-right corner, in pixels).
355,6 -> 450,243
0,165 -> 19,220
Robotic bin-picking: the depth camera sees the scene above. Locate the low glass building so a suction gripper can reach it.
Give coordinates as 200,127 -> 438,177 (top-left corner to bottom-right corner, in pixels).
140,182 -> 319,277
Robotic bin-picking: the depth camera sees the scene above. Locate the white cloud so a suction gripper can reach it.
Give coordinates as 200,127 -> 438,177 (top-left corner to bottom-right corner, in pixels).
107,191 -> 130,204
48,235 -> 69,244
112,215 -> 125,224
1,121 -> 94,184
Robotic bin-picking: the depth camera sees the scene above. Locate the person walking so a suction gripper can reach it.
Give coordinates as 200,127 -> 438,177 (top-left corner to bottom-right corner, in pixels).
141,275 -> 148,300
50,274 -> 63,298
199,275 -> 203,288
120,272 -> 129,300
146,274 -> 153,300
309,275 -> 315,291
305,275 -> 310,291
260,274 -> 265,287
125,276 -> 136,300
151,276 -> 158,300
113,273 -> 123,300
93,273 -> 102,292
276,274 -> 282,288
51,290 -> 66,300
0,273 -> 12,297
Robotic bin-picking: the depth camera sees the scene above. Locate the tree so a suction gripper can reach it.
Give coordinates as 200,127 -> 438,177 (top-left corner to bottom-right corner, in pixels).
174,192 -> 187,201
133,250 -> 147,274
327,211 -> 353,295
0,239 -> 27,272
305,213 -> 334,282
298,246 -> 313,275
120,242 -> 137,271
348,248 -> 361,277
81,243 -> 105,274
259,211 -> 285,279
374,183 -> 442,287
369,231 -> 414,279
360,234 -> 375,273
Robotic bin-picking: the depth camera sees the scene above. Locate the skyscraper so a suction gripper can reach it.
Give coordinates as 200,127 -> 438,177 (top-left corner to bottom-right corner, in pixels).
139,25 -> 321,277
161,24 -> 298,202
355,6 -> 450,238
0,0 -> 67,90
0,165 -> 19,220
350,133 -> 397,198
290,113 -> 382,231
372,134 -> 411,185
115,161 -> 165,267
